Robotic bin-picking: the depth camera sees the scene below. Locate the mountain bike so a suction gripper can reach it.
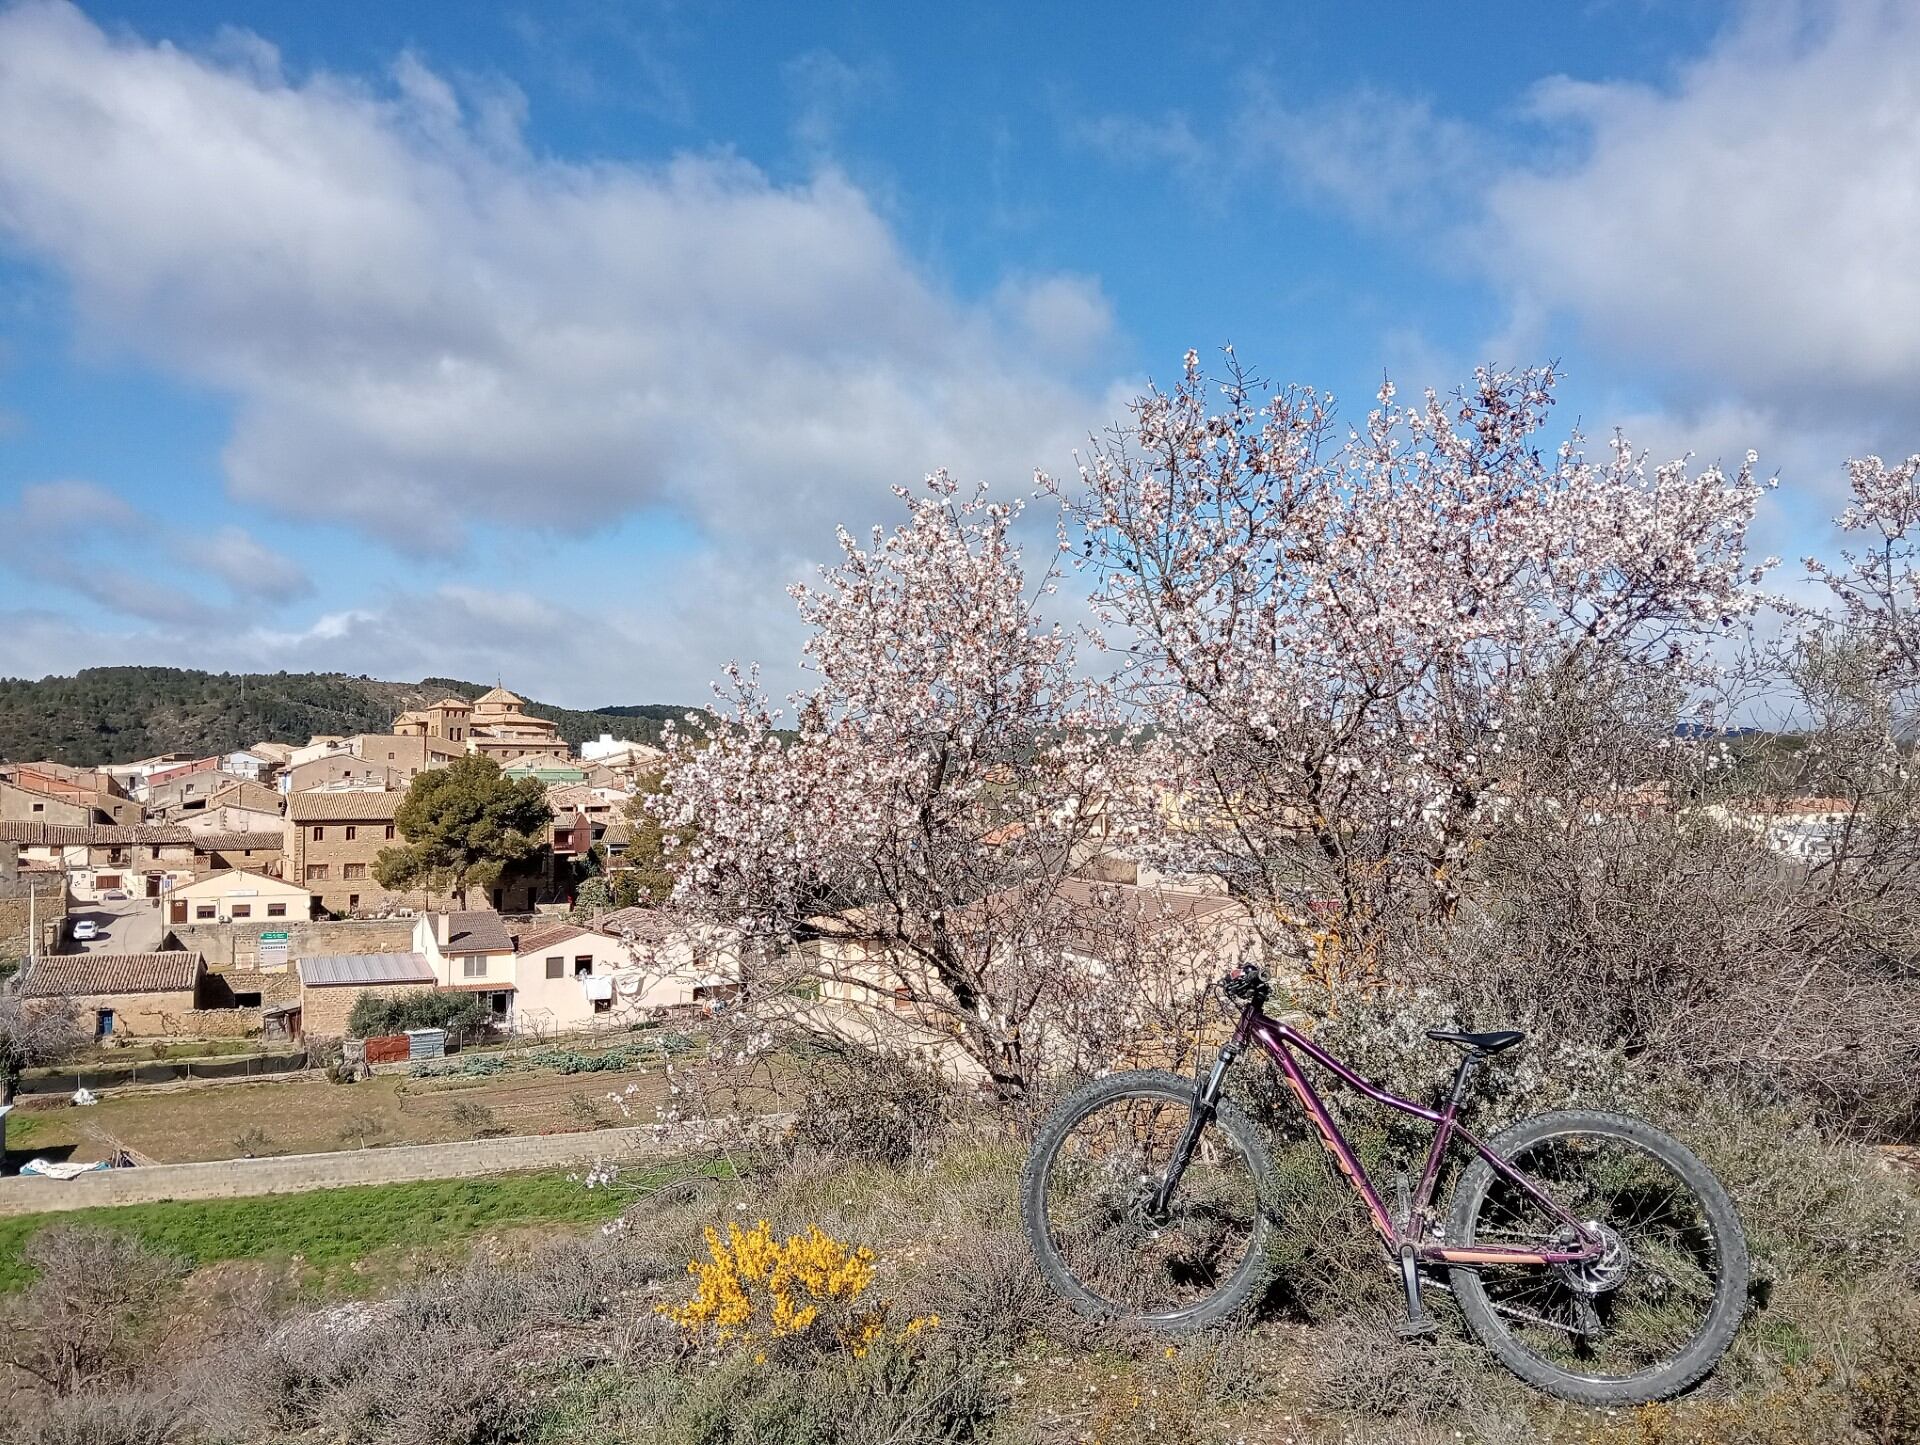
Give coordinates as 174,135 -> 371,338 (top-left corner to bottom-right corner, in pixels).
1020,962 -> 1749,1406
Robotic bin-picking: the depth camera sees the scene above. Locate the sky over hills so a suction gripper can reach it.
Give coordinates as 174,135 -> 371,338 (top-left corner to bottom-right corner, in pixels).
0,0 -> 1912,705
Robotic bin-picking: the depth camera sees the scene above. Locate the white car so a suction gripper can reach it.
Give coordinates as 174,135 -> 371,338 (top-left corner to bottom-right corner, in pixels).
99,889 -> 130,902
70,919 -> 100,942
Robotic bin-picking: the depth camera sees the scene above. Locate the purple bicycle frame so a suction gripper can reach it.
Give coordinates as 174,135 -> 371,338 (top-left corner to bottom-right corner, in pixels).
1228,1002 -> 1603,1267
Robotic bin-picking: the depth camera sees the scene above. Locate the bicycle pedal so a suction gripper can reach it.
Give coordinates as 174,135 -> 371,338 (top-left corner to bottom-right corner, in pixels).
1395,1316 -> 1440,1340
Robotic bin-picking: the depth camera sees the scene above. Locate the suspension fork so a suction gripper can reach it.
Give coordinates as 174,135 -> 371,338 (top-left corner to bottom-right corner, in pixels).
1148,1029 -> 1246,1218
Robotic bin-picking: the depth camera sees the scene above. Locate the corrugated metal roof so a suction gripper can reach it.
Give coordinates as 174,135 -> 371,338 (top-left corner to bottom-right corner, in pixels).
296,952 -> 436,987
23,951 -> 203,997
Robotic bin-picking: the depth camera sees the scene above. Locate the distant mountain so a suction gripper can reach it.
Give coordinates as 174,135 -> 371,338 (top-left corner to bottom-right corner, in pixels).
0,667 -> 697,767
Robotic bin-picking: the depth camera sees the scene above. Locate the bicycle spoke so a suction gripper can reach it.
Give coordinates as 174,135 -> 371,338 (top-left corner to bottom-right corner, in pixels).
1462,1129 -> 1728,1381
1041,1092 -> 1263,1319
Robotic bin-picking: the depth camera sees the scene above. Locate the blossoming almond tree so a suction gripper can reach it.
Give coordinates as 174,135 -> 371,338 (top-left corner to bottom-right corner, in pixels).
1772,452 -> 1920,875
657,474 -> 1125,1100
1052,351 -> 1769,969
1805,453 -> 1920,685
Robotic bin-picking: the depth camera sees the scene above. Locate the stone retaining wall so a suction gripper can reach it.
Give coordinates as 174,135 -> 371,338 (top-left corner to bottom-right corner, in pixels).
0,1125 -> 659,1215
173,1007 -> 262,1038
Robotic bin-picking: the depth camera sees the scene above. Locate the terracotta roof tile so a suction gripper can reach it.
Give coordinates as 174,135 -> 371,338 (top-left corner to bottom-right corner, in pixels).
444,909 -> 512,953
515,920 -> 593,954
0,822 -> 192,846
23,951 -> 203,998
286,791 -> 404,822
192,832 -> 284,853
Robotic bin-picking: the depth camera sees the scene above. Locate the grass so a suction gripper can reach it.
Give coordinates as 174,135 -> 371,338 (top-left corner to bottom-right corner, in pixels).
0,1166 -> 670,1292
5,1037 -> 807,1166
70,1038 -> 274,1063
4,1066 -> 677,1164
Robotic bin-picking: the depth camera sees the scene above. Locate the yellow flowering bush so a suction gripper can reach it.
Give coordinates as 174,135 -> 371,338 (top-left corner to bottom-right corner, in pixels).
656,1218 -> 938,1358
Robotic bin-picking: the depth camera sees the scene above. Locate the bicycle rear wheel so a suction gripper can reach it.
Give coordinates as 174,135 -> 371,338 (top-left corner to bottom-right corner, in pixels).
1021,1069 -> 1274,1329
1448,1109 -> 1748,1406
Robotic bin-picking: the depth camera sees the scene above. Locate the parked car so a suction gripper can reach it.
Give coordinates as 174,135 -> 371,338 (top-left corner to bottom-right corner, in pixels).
70,919 -> 99,941
99,889 -> 130,902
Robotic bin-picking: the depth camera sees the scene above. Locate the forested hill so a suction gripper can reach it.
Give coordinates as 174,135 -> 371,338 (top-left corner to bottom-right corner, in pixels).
0,668 -> 693,766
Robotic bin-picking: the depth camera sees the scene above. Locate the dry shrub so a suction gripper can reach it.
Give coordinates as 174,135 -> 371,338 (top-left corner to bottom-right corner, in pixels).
200,1238 -> 654,1445
1296,1317 -> 1505,1424
1854,1290 -> 1920,1444
1253,1135 -> 1401,1325
3,1390 -> 189,1445
0,1227 -> 186,1398
528,1335 -> 1004,1445
906,1223 -> 1073,1348
784,1040 -> 962,1168
1430,806 -> 1920,1138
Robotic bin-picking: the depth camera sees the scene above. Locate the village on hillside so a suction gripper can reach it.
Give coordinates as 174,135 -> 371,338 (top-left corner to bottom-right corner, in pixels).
0,680 -> 1867,1152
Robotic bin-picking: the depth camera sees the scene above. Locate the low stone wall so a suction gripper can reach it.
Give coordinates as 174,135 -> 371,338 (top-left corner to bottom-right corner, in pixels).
172,917 -> 417,974
0,1125 -> 663,1215
295,918 -> 417,955
0,876 -> 65,960
172,1007 -> 262,1038
16,1047 -> 308,1095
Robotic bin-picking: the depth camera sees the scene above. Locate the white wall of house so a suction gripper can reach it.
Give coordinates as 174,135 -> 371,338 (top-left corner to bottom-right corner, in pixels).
411,914 -> 516,987
179,805 -> 286,838
167,869 -> 311,924
511,925 -> 725,1035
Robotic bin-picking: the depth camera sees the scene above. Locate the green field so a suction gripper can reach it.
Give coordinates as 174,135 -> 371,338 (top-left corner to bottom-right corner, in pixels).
0,1169 -> 654,1292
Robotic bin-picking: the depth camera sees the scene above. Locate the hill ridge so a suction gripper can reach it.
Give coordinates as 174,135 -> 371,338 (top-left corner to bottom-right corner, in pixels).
0,666 -> 693,767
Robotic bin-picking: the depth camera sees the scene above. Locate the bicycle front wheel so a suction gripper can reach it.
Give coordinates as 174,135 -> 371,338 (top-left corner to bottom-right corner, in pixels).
1448,1109 -> 1749,1406
1021,1069 -> 1275,1329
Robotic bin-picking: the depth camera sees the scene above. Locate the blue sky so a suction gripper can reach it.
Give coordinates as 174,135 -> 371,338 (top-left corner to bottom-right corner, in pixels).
0,0 -> 1911,704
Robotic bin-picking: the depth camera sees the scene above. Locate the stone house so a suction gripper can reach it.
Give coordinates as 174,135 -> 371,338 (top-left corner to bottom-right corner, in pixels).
0,763 -> 140,825
283,754 -> 404,795
142,765 -> 231,815
218,749 -> 280,782
294,951 -> 437,1037
0,822 -> 197,901
392,696 -> 474,746
284,792 -> 405,916
0,778 -> 93,827
22,950 -> 210,1040
0,844 -> 69,961
190,830 -> 285,879
392,687 -> 575,765
180,801 -> 286,840
349,733 -> 464,783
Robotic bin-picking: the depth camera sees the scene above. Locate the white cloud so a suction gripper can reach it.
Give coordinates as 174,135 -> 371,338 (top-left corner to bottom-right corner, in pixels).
0,479 -> 312,624
0,560 -> 808,708
1486,3 -> 1920,421
0,2 -> 1115,560
1075,81 -> 1487,235
181,525 -> 314,604
784,47 -> 889,157
993,273 -> 1116,366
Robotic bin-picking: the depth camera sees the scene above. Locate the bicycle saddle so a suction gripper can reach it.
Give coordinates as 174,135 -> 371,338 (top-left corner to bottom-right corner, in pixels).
1426,1028 -> 1525,1055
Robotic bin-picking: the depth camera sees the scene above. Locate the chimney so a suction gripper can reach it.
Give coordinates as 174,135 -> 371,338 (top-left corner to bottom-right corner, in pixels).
434,912 -> 450,947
